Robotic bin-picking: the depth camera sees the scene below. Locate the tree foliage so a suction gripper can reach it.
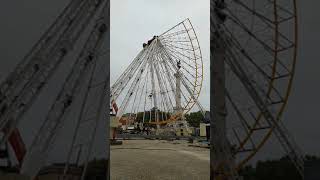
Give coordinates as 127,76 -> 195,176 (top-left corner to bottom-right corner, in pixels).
240,155 -> 320,180
185,111 -> 205,127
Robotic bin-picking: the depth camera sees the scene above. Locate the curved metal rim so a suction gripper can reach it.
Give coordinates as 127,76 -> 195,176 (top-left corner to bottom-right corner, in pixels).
181,18 -> 204,114
235,0 -> 298,169
152,19 -> 204,125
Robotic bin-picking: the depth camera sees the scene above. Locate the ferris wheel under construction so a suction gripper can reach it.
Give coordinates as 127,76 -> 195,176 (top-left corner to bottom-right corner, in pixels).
110,18 -> 205,128
111,0 -> 304,179
0,0 -> 305,179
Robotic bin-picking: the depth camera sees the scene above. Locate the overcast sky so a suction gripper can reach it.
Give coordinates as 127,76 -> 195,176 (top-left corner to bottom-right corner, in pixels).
283,0 -> 320,157
0,0 -> 319,166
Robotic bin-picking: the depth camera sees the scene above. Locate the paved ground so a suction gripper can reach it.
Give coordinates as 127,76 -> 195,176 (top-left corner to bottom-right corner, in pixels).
110,140 -> 210,180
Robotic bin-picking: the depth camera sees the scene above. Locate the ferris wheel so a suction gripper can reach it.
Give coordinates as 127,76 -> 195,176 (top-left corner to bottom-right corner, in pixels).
110,18 -> 204,126
211,0 -> 303,179
110,0 -> 302,178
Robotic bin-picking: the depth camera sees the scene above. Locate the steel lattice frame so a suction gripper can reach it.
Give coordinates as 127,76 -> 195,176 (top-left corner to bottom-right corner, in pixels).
211,0 -> 302,178
0,0 -> 110,178
0,0 -> 301,178
111,19 -> 204,125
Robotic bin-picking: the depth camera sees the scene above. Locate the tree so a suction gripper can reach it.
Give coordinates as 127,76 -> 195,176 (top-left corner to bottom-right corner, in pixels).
185,111 -> 205,127
239,154 -> 320,180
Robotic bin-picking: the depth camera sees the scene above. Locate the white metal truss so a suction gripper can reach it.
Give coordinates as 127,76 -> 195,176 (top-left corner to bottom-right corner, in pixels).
211,0 -> 303,179
0,0 -> 110,178
0,0 -> 107,146
20,4 -> 109,177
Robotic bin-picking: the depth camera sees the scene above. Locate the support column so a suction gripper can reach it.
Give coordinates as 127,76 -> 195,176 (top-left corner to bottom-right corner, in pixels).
174,70 -> 182,115
211,0 -> 238,179
211,33 -> 229,179
149,56 -> 159,129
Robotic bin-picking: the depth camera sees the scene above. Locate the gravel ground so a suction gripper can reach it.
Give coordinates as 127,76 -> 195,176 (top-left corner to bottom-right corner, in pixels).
110,140 -> 210,180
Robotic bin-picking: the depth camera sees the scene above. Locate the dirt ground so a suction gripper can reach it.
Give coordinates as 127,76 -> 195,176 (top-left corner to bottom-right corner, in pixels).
110,140 -> 210,180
